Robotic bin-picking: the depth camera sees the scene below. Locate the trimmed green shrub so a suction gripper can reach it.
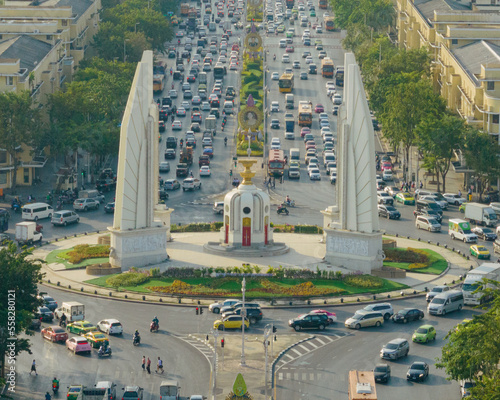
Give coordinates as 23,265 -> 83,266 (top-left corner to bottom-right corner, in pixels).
106,272 -> 149,288
343,274 -> 384,288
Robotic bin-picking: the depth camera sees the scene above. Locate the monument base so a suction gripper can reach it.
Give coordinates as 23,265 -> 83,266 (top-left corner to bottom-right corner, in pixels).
203,241 -> 289,257
108,225 -> 168,271
324,227 -> 383,274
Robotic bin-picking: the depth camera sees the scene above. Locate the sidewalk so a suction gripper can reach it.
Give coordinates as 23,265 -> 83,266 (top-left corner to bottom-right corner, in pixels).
33,232 -> 476,307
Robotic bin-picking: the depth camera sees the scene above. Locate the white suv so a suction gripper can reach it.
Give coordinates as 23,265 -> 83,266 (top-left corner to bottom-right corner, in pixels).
360,303 -> 394,320
209,299 -> 239,314
377,191 -> 394,205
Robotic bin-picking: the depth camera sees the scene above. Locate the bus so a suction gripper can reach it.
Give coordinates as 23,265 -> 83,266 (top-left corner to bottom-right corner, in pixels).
213,63 -> 226,79
278,73 -> 294,93
298,101 -> 313,127
335,66 -> 345,87
268,150 -> 285,177
286,0 -> 294,8
153,74 -> 164,93
321,58 -> 334,78
325,16 -> 335,31
319,0 -> 328,8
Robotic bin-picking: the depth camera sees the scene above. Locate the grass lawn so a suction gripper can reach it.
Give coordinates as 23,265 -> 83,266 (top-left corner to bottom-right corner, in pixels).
84,275 -> 408,297
46,249 -> 109,270
384,248 -> 448,275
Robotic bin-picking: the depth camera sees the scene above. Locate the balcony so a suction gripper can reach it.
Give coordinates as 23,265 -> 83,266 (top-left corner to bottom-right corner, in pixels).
21,154 -> 47,168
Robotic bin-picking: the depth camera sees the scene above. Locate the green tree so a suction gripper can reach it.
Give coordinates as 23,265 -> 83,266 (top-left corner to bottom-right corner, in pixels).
0,243 -> 44,385
416,113 -> 466,192
379,79 -> 446,180
436,280 -> 500,397
0,92 -> 42,193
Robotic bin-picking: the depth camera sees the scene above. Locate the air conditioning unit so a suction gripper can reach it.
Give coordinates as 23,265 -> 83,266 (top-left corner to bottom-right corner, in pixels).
33,29 -> 39,33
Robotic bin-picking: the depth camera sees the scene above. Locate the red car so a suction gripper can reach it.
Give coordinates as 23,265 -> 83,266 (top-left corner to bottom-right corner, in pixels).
308,309 -> 338,323
382,162 -> 392,171
300,127 -> 311,137
315,104 -> 325,113
186,75 -> 196,82
285,46 -> 294,53
41,325 -> 68,343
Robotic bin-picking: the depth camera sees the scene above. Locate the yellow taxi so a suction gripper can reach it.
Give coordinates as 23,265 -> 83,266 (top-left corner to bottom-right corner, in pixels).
395,192 -> 415,205
66,320 -> 98,335
84,331 -> 110,348
470,245 -> 490,259
213,315 -> 250,331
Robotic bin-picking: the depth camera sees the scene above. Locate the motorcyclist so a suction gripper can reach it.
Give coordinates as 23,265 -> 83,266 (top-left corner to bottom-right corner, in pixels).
45,392 -> 52,400
133,330 -> 140,344
285,195 -> 291,205
180,139 -> 184,147
59,313 -> 67,327
273,54 -> 276,61
224,137 -> 227,146
153,316 -> 159,326
52,377 -> 59,390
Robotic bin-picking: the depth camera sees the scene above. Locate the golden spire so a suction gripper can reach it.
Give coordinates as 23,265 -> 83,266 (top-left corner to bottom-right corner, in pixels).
239,159 -> 257,185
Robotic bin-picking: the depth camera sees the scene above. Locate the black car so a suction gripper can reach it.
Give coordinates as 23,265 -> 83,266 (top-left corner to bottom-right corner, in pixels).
159,188 -> 169,201
378,205 -> 401,220
104,202 -> 115,214
162,97 -> 172,107
96,178 -> 116,192
392,308 -> 424,323
288,314 -> 329,331
184,90 -> 193,99
270,119 -> 280,129
164,149 -> 176,159
374,363 -> 391,383
166,137 -> 178,149
35,306 -> 54,322
472,227 -> 497,241
209,109 -> 220,118
407,361 -> 429,382
159,121 -> 166,132
221,308 -> 263,324
38,294 -> 57,311
29,317 -> 41,330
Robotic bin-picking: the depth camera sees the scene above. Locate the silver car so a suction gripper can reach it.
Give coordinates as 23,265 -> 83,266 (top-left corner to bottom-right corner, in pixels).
380,338 -> 410,360
51,210 -> 80,226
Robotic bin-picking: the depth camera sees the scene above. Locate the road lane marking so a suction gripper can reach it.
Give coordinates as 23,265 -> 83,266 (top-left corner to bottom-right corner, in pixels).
291,348 -> 302,356
315,337 -> 326,345
308,341 -> 318,348
298,344 -> 309,351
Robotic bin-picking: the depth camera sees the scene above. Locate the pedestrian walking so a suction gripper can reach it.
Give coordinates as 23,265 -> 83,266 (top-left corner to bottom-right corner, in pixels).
419,181 -> 423,189
156,357 -> 164,374
142,356 -> 146,371
30,360 -> 37,376
458,189 -> 462,198
146,357 -> 151,374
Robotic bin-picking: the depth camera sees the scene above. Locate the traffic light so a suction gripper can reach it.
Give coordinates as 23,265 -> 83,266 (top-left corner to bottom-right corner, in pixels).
221,338 -> 225,348
200,306 -> 203,314
196,307 -> 199,315
272,325 -> 277,333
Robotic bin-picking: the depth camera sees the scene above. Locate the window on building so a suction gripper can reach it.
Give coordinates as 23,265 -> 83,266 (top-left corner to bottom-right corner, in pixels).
0,172 -> 7,185
23,168 -> 30,184
46,35 -> 53,40
487,81 -> 495,91
62,20 -> 68,26
6,76 -> 13,86
493,114 -> 499,124
0,151 -> 6,164
451,39 -> 458,45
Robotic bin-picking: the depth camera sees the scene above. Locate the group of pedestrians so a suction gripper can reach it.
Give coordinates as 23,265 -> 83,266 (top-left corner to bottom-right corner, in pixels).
141,356 -> 164,374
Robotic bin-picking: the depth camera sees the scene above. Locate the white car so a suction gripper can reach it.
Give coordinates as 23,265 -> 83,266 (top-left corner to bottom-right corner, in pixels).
209,299 -> 239,313
199,166 -> 211,177
305,56 -> 313,64
181,101 -> 191,110
316,26 -> 323,33
282,54 -> 290,63
325,81 -> 335,89
271,137 -> 281,150
230,62 -> 238,70
309,168 -> 321,180
382,170 -> 393,181
169,89 -> 178,98
271,101 -> 280,112
218,56 -> 227,64
201,101 -> 211,111
320,120 -> 330,128
419,195 -> 448,210
443,193 -> 467,206
271,72 -> 280,80
97,319 -> 123,335
172,120 -> 182,130
332,94 -> 342,105
307,163 -> 319,172
159,162 -> 170,172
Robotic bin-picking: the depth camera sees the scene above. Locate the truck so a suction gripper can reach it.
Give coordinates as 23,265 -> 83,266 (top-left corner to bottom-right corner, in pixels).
285,115 -> 295,140
54,301 -> 85,322
176,163 -> 189,177
462,263 -> 500,305
448,219 -> 478,243
15,222 -> 42,245
66,381 -> 116,400
180,3 -> 189,16
179,147 -> 193,165
153,74 -> 165,93
348,370 -> 377,400
464,202 -> 498,227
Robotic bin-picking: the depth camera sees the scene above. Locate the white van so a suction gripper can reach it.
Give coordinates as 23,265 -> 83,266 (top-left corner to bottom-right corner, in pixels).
279,39 -> 287,48
427,290 -> 464,316
290,148 -> 300,162
448,218 -> 477,243
22,202 -> 53,221
198,72 -> 207,84
223,101 -> 233,115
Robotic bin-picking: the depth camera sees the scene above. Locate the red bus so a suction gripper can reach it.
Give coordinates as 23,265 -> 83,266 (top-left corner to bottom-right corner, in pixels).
268,150 -> 285,177
325,17 -> 335,31
319,0 -> 328,9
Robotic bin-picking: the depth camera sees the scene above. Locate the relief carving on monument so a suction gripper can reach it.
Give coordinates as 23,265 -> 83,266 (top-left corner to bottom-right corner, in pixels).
327,236 -> 369,256
123,235 -> 166,253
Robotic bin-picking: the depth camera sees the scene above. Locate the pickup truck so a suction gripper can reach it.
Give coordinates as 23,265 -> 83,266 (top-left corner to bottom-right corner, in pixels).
199,155 -> 210,167
176,163 -> 189,177
182,178 -> 202,191
66,381 -> 116,400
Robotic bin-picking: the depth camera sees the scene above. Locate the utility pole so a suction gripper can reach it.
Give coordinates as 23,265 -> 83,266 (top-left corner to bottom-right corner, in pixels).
263,324 -> 272,400
211,329 -> 219,400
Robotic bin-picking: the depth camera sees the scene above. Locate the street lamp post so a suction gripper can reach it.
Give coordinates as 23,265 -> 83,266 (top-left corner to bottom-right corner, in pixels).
210,329 -> 219,400
240,277 -> 246,366
123,39 -> 130,62
263,324 -> 272,400
135,22 -> 140,33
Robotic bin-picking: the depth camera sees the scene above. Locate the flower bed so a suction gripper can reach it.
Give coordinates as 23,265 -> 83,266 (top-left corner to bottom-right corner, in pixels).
60,244 -> 110,264
383,248 -> 448,275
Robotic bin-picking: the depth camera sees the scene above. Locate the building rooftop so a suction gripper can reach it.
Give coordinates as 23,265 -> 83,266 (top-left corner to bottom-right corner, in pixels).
0,35 -> 52,77
452,40 -> 500,85
413,0 -> 472,26
4,0 -> 94,22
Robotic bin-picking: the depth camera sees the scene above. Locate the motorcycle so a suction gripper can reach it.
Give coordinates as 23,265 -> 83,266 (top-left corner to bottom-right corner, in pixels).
133,335 -> 141,346
277,205 -> 289,215
150,321 -> 159,333
98,345 -> 112,357
59,319 -> 67,328
284,199 -> 295,207
52,383 -> 59,394
11,200 -> 22,213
